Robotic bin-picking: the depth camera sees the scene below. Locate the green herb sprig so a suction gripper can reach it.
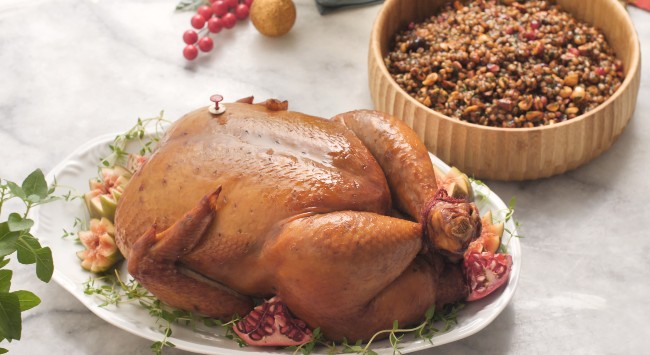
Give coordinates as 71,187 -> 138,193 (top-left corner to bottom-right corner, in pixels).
0,169 -> 65,353
83,271 -> 245,355
100,112 -> 169,169
175,0 -> 209,12
285,304 -> 462,355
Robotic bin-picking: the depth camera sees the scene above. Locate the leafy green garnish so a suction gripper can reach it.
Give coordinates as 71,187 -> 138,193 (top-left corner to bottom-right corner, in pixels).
100,112 -> 169,169
83,271 -> 244,355
0,169 -> 67,351
175,0 -> 209,12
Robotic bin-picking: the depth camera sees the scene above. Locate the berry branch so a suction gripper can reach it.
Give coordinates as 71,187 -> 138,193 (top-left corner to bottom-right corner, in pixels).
179,0 -> 253,60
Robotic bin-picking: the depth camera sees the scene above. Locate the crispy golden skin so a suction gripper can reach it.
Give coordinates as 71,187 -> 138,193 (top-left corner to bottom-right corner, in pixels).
115,101 -> 470,341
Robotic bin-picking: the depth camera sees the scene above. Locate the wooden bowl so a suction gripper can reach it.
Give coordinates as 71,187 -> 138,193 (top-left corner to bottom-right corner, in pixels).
368,0 -> 640,180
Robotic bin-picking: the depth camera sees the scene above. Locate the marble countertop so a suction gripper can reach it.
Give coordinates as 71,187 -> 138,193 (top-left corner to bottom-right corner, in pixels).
1,0 -> 649,353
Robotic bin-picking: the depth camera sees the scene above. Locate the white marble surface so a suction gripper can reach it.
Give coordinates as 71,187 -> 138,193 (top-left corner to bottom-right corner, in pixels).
1,0 -> 649,354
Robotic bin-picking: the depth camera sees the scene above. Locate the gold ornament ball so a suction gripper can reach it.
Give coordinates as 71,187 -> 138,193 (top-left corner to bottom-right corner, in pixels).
250,0 -> 296,37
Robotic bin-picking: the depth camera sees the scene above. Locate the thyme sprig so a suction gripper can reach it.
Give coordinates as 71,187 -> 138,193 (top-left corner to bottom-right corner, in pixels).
286,304 -> 463,355
83,270 -> 245,354
100,112 -> 169,168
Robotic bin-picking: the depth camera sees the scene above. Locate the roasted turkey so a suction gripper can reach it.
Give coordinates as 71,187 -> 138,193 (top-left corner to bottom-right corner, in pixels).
114,97 -> 481,342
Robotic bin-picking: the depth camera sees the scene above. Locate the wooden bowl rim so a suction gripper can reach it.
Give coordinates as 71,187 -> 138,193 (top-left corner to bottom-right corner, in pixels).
370,0 -> 641,134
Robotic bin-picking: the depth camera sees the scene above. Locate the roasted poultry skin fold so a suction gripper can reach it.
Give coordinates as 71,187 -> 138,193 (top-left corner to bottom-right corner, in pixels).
114,98 -> 480,341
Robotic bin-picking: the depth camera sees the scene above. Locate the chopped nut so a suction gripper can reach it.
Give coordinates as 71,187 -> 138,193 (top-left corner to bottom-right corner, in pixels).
497,99 -> 513,111
518,96 -> 533,111
464,105 -> 481,114
560,86 -> 573,98
422,73 -> 439,86
571,86 -> 586,102
526,111 -> 544,121
566,107 -> 580,114
546,102 -> 560,112
564,72 -> 580,87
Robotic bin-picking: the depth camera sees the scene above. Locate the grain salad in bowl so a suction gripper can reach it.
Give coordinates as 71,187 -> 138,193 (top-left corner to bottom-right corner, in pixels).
368,0 -> 640,180
384,0 -> 625,128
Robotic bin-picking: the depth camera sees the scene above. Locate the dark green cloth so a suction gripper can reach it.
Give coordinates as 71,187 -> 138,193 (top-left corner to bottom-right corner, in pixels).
315,0 -> 383,14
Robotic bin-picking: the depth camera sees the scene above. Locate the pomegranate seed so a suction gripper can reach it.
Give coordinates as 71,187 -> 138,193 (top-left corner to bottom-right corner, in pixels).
524,31 -> 536,41
595,67 -> 606,76
222,12 -> 237,29
212,0 -> 229,17
530,20 -> 540,29
197,5 -> 214,20
225,0 -> 238,9
207,17 -> 223,33
568,47 -> 580,56
614,60 -> 624,72
487,63 -> 500,72
505,26 -> 516,35
183,45 -> 199,60
198,37 -> 214,52
183,30 -> 198,44
235,4 -> 249,20
191,14 -> 206,29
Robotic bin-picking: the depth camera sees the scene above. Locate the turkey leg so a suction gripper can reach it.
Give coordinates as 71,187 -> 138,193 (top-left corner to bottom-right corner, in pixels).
259,211 -> 466,341
128,187 -> 253,318
333,110 -> 480,256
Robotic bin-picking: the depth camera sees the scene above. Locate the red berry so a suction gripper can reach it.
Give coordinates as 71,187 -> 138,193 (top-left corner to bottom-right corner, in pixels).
244,0 -> 254,6
183,45 -> 199,60
225,0 -> 238,9
222,12 -> 237,29
235,4 -> 249,20
197,5 -> 214,20
191,14 -> 206,29
182,30 -> 199,44
207,17 -> 224,33
212,0 -> 228,17
198,37 -> 214,52
595,67 -> 606,76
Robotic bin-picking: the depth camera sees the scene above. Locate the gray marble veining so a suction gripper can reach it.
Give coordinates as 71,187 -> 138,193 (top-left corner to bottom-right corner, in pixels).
1,0 -> 649,353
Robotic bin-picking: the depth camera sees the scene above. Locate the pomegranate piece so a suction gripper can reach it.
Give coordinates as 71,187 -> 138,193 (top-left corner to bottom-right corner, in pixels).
464,251 -> 512,302
234,296 -> 313,347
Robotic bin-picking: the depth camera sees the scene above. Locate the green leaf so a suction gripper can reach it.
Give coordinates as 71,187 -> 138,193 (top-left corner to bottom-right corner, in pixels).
21,169 -> 48,200
35,248 -> 53,283
15,234 -> 41,265
0,270 -> 11,292
5,182 -> 25,200
175,0 -> 205,11
12,290 -> 41,312
0,347 -> 8,354
0,259 -> 9,269
0,292 -> 22,341
0,224 -> 18,258
7,214 -> 34,232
